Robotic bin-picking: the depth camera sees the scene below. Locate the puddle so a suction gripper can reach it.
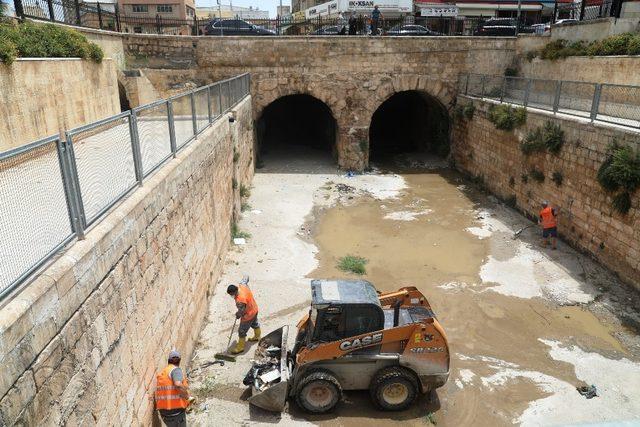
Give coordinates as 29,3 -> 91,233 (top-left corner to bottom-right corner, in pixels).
306,168 -> 636,426
310,172 -> 486,289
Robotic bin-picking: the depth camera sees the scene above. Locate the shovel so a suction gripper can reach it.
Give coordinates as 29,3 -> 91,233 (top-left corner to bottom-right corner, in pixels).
513,224 -> 535,239
215,318 -> 238,362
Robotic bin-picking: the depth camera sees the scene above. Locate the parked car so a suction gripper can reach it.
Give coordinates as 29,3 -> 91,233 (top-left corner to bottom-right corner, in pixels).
311,26 -> 342,35
204,19 -> 276,36
530,23 -> 549,34
473,18 -> 534,36
386,24 -> 440,36
554,19 -> 579,25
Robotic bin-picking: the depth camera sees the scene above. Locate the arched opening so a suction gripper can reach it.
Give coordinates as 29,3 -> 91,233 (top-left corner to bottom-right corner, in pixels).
369,91 -> 450,162
256,94 -> 336,166
118,81 -> 131,112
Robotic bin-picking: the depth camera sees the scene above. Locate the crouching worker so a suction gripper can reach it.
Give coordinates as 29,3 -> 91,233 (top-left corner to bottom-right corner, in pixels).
154,350 -> 189,427
227,283 -> 260,354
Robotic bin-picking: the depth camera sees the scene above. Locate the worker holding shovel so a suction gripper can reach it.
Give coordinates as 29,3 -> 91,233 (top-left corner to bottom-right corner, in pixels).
227,280 -> 260,354
539,200 -> 558,250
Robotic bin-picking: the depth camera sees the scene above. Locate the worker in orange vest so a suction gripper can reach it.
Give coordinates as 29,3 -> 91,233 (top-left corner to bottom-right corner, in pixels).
539,201 -> 558,250
227,282 -> 260,354
154,350 -> 190,426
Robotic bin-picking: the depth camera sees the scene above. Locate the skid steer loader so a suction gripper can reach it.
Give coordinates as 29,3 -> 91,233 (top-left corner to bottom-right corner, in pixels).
243,279 -> 450,413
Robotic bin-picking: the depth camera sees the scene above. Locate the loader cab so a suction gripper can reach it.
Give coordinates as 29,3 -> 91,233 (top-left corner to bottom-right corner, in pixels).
308,280 -> 385,344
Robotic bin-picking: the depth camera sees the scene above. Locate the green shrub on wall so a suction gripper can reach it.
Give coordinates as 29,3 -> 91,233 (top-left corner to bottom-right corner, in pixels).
0,21 -> 104,65
597,142 -> 640,214
531,33 -> 640,61
454,104 -> 475,122
488,104 -> 526,131
521,121 -> 565,155
529,168 -> 545,183
521,128 -> 545,155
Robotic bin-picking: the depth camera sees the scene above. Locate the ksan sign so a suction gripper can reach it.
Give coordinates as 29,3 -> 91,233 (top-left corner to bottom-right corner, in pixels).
305,0 -> 412,18
419,4 -> 459,17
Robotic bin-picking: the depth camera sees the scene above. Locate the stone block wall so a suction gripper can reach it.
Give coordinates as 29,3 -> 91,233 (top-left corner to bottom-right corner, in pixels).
451,97 -> 640,288
518,56 -> 640,87
0,96 -> 254,426
120,35 -> 517,170
0,58 -> 120,151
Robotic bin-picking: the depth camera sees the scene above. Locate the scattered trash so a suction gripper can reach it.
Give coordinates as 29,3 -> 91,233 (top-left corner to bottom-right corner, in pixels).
259,369 -> 280,383
577,384 -> 598,399
425,412 -> 438,425
233,238 -> 246,245
251,209 -> 262,214
346,171 -> 356,177
335,183 -> 355,193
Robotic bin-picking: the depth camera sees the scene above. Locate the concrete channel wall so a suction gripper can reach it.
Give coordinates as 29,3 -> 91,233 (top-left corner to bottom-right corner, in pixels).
0,58 -> 120,151
451,97 -> 640,288
519,56 -> 640,87
0,96 -> 254,426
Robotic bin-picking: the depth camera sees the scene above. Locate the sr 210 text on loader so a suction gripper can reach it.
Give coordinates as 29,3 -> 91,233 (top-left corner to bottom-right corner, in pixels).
243,279 -> 450,413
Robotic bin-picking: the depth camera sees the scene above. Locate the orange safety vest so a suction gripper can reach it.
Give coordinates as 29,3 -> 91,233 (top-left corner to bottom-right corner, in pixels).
155,365 -> 189,411
235,284 -> 258,322
540,206 -> 557,229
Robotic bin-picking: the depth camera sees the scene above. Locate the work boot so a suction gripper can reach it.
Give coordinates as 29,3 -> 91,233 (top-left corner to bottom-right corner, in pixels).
231,337 -> 246,354
248,328 -> 261,342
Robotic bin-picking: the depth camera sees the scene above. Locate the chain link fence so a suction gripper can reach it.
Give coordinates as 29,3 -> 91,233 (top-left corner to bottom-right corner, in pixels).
458,73 -> 640,130
0,73 -> 250,301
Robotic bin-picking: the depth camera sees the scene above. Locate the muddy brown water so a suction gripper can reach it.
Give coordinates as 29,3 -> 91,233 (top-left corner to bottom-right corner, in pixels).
303,170 -> 629,426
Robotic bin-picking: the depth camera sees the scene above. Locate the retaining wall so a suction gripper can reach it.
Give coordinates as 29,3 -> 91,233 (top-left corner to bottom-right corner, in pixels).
0,96 -> 254,426
519,56 -> 640,86
550,17 -> 640,42
0,58 -> 120,151
452,97 -> 640,288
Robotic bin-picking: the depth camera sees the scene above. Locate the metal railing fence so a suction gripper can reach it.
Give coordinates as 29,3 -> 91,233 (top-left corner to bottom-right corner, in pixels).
0,73 -> 250,301
458,73 -> 640,129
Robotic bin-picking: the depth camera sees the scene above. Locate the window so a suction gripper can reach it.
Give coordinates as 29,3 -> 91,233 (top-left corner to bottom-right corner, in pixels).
156,4 -> 173,13
131,4 -> 148,12
186,6 -> 195,17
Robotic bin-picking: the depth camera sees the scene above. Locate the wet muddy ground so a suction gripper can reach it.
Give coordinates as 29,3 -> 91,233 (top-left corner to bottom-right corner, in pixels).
188,148 -> 640,426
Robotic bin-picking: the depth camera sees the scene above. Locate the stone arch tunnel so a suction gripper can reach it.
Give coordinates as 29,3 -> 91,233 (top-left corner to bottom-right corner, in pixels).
369,90 -> 451,163
123,36 -> 517,170
251,76 -> 456,171
256,94 -> 337,163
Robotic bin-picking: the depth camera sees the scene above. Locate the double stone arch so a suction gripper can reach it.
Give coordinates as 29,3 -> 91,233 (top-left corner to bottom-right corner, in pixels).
252,74 -> 455,171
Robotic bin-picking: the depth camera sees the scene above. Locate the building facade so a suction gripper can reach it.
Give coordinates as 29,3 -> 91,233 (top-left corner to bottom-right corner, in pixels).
119,0 -> 196,34
294,0 -> 550,20
196,5 -> 269,19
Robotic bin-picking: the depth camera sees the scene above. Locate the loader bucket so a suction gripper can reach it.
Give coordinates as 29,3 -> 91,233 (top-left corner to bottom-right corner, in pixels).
248,325 -> 290,412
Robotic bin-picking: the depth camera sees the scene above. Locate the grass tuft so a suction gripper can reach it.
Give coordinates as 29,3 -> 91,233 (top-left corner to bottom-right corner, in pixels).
231,223 -> 251,239
337,255 -> 368,275
239,184 -> 251,198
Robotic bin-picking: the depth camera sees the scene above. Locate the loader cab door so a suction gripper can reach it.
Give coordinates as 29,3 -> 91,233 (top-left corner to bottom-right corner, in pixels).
312,304 -> 385,345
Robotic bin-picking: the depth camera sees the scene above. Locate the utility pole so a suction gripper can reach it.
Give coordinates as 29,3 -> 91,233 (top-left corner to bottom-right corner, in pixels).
278,0 -> 283,34
515,0 -> 522,35
217,0 -> 223,36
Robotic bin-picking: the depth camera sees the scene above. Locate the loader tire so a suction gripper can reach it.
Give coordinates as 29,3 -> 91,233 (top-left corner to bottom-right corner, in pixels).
370,367 -> 418,411
295,370 -> 342,414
